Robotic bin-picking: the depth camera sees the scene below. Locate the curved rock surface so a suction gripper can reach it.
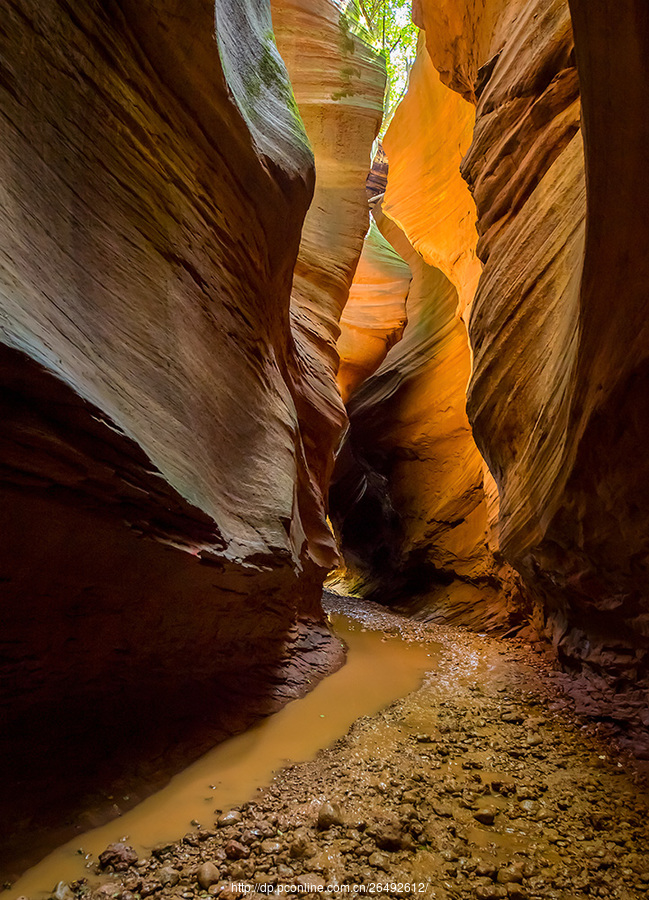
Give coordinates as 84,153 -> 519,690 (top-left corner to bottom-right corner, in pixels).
533,0 -> 649,688
412,0 -> 526,101
329,30 -> 524,628
337,219 -> 411,404
453,0 -> 583,639
5,0 -> 649,881
0,0 -> 381,876
382,41 -> 481,316
403,0 -> 649,745
332,201 -> 521,629
272,0 -> 385,540
335,0 -> 649,711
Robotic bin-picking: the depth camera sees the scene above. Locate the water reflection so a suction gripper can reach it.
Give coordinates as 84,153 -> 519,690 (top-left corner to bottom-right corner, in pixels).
9,612 -> 439,899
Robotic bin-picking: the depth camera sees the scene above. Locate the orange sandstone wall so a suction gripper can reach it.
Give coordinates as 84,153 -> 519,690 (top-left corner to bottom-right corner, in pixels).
382,40 -> 481,317
331,28 -> 524,627
332,198 -> 522,629
408,0 -> 649,747
348,0 -> 582,635
337,220 -> 411,404
445,0 -> 583,646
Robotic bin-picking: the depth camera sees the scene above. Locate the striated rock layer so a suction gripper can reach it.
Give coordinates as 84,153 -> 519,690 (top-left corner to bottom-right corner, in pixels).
335,0 -> 649,713
407,0 -> 649,748
459,0 -> 584,649
332,197 -> 522,629
0,0 -> 381,875
272,0 -> 385,531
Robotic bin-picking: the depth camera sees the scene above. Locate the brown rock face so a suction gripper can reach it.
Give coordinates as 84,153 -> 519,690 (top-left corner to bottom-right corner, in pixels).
459,0 -> 585,643
0,0 -> 381,875
538,1 -> 649,672
368,4 -> 580,635
412,0 -> 523,101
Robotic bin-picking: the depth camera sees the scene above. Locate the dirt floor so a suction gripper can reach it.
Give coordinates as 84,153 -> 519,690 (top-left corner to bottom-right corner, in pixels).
16,596 -> 649,900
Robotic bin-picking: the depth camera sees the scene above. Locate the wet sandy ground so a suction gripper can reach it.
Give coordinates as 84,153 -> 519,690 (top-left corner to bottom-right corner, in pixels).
10,595 -> 649,900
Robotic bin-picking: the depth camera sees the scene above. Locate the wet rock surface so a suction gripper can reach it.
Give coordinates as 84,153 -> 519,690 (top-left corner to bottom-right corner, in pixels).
44,598 -> 649,900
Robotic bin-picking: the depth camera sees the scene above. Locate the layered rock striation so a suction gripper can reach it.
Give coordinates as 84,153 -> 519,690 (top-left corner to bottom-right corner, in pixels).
272,0 -> 385,541
332,197 -> 522,629
382,38 -> 482,317
398,0 -> 649,747
0,0 -> 382,875
458,0 -> 584,646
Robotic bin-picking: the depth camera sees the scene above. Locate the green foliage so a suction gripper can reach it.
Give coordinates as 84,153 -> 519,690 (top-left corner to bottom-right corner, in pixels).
340,0 -> 418,133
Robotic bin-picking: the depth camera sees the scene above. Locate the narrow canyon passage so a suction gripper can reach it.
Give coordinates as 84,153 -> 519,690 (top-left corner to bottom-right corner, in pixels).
2,0 -> 649,897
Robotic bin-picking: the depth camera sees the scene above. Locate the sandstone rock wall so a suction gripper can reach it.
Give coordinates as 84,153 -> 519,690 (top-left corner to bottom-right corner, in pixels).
0,0 -> 381,875
332,199 -> 522,629
337,219 -> 411,404
406,0 -> 649,746
330,31 -> 524,628
382,39 -> 481,316
272,0 -> 385,545
462,0 -> 584,634
333,0 -> 649,678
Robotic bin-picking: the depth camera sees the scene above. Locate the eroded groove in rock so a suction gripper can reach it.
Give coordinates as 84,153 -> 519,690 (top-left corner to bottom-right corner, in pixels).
516,0 -> 649,746
411,0 -> 527,102
5,0 -> 649,881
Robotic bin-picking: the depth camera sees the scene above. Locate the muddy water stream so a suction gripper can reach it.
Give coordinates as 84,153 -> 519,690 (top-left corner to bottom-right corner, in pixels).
9,612 -> 439,899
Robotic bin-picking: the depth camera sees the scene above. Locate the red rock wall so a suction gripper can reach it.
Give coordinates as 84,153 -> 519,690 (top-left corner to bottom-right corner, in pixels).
0,0 -> 381,874
459,0 -> 584,639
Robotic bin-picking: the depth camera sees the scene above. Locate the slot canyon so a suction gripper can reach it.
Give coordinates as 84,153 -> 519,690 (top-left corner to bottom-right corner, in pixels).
2,0 -> 649,897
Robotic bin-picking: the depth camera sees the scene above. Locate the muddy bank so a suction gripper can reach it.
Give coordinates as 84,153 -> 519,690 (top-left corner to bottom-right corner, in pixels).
5,604 -> 438,893
0,620 -> 344,887
10,596 -> 649,900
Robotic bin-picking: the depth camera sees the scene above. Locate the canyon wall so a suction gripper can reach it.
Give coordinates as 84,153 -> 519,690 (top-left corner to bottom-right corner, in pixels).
331,37 -> 523,629
273,0 -> 386,531
387,0 -> 649,748
456,0 -> 584,646
0,0 -> 382,875
334,0 -> 649,737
